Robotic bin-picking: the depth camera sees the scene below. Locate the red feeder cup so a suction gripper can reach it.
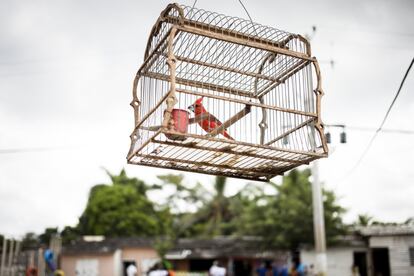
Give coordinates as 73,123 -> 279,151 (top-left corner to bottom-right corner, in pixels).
165,108 -> 189,141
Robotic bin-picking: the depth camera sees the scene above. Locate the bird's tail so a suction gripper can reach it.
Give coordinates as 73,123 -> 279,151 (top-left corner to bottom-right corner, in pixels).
222,130 -> 234,140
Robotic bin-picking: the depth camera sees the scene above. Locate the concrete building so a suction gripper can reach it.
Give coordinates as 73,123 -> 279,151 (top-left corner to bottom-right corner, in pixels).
301,234 -> 369,276
360,225 -> 414,276
61,237 -> 159,276
59,225 -> 414,276
301,225 -> 414,276
60,236 -> 287,276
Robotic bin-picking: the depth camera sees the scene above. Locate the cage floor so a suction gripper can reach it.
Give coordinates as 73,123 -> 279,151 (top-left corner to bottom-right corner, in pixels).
128,131 -> 326,182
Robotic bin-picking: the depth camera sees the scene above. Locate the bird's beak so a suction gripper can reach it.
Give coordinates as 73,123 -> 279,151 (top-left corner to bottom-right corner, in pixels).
188,104 -> 194,112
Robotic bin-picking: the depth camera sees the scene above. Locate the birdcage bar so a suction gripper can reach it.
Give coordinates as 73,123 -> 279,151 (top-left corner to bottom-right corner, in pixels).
129,131 -> 321,181
176,25 -> 315,61
160,132 -> 323,157
127,4 -> 328,181
256,60 -> 311,98
151,139 -> 304,164
156,52 -> 280,83
175,88 -> 317,117
139,71 -> 253,98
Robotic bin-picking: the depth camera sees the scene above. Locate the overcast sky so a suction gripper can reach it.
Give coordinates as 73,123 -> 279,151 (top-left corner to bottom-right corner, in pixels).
1,0 -> 413,237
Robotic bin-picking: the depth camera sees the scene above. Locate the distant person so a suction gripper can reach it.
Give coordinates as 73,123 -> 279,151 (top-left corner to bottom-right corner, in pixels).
256,261 -> 268,276
290,259 -> 304,276
209,260 -> 226,276
272,260 -> 288,276
148,263 -> 169,276
296,262 -> 305,276
26,267 -> 38,276
126,263 -> 138,276
289,264 -> 298,276
352,265 -> 360,276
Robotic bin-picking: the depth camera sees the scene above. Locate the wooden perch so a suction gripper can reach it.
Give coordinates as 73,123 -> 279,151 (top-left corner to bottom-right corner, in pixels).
140,125 -> 162,131
140,113 -> 213,131
207,104 -> 251,138
189,113 -> 210,124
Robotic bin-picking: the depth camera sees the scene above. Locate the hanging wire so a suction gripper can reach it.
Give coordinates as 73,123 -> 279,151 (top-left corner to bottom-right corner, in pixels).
345,57 -> 414,175
237,0 -> 259,38
237,0 -> 254,22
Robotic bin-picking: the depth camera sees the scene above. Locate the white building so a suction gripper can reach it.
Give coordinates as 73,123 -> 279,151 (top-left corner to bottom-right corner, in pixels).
301,225 -> 414,276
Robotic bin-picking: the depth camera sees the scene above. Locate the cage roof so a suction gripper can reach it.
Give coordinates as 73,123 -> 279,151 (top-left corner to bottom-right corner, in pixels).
145,3 -> 311,60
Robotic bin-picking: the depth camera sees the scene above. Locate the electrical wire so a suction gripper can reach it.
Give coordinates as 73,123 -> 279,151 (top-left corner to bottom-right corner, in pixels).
346,57 -> 414,175
346,126 -> 414,135
237,0 -> 254,22
0,146 -> 74,154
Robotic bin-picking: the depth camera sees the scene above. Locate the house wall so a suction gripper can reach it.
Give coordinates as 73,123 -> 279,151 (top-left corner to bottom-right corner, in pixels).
61,254 -> 115,276
301,247 -> 368,276
122,247 -> 159,276
369,235 -> 414,276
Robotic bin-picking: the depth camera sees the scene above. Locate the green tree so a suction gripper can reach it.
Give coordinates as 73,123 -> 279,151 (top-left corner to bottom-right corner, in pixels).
21,232 -> 40,249
60,226 -> 80,245
77,169 -> 171,237
236,169 -> 347,250
183,176 -> 233,237
158,174 -> 252,237
39,227 -> 58,246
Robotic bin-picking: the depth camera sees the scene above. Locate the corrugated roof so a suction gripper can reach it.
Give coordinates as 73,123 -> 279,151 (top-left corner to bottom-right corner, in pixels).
62,237 -> 154,255
61,236 -> 282,258
358,225 -> 414,236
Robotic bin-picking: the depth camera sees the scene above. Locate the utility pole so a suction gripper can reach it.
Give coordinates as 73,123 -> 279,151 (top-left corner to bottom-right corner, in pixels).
311,124 -> 346,275
311,161 -> 327,275
6,240 -> 14,276
0,238 -> 7,276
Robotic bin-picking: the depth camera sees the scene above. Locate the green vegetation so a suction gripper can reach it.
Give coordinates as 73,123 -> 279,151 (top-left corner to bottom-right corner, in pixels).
18,168 -> 353,252
234,169 -> 347,249
77,169 -> 171,237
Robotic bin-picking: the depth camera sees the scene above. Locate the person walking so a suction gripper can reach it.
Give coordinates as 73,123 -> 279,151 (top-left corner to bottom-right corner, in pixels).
209,261 -> 226,276
126,263 -> 138,276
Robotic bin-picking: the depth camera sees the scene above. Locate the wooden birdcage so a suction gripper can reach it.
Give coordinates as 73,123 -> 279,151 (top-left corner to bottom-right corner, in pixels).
127,3 -> 328,181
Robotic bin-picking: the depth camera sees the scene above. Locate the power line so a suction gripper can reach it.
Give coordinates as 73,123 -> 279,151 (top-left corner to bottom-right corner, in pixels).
346,126 -> 414,135
0,146 -> 75,154
318,25 -> 414,38
326,124 -> 414,135
346,57 -> 414,175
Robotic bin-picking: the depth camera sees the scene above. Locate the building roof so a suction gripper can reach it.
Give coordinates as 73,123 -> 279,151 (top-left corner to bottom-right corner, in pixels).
358,225 -> 414,237
62,236 -> 284,258
62,237 -> 154,256
168,236 -> 285,259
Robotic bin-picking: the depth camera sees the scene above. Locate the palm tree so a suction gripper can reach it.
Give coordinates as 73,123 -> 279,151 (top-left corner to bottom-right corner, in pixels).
356,214 -> 373,226
158,174 -> 239,237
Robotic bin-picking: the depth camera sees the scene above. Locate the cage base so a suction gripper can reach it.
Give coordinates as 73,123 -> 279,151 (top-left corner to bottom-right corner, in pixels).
128,131 -> 326,182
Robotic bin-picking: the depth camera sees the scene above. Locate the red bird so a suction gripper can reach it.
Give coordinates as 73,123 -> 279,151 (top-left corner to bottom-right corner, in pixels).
188,97 -> 233,140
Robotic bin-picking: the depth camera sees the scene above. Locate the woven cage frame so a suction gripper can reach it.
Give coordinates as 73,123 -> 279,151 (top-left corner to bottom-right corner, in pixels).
127,3 -> 328,181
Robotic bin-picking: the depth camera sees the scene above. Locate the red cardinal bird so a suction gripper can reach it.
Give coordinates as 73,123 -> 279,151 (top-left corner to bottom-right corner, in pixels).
188,97 -> 233,140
